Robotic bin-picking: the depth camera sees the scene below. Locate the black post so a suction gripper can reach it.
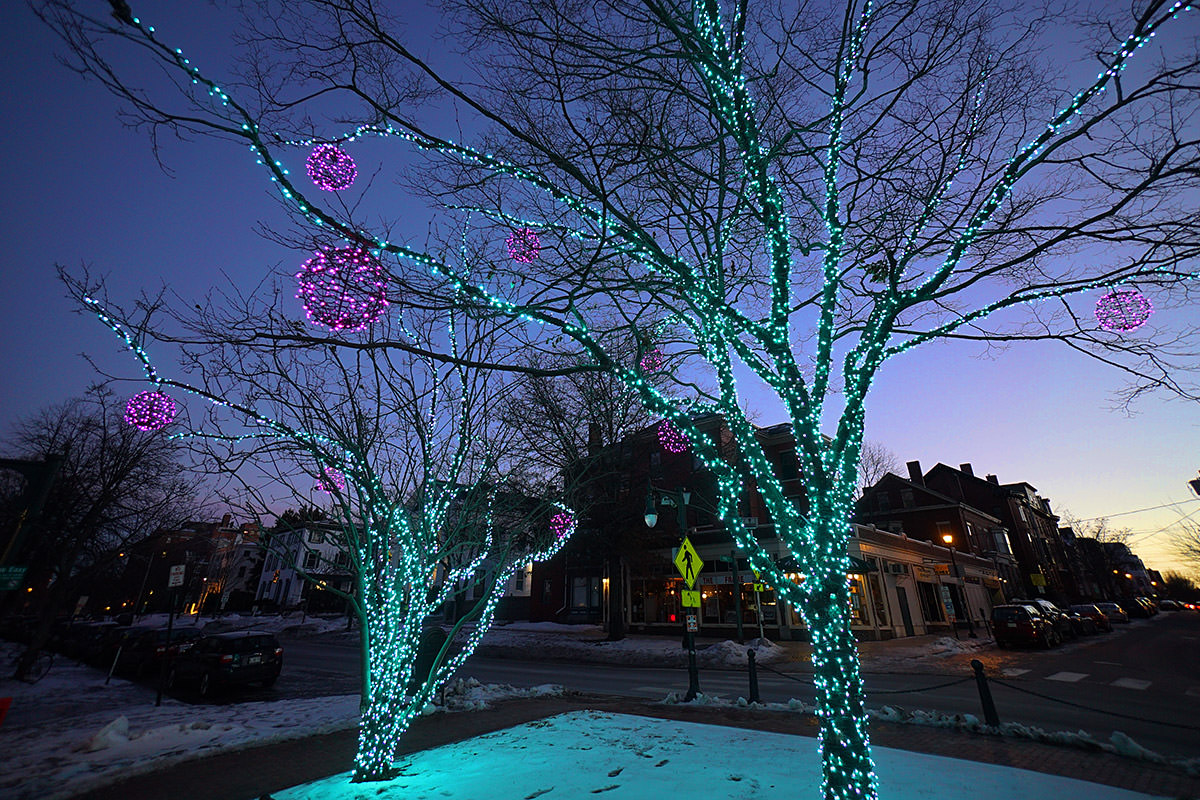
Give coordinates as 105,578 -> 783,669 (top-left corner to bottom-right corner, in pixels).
684,626 -> 700,701
970,659 -> 1000,726
156,588 -> 176,707
729,550 -> 744,643
747,648 -> 760,703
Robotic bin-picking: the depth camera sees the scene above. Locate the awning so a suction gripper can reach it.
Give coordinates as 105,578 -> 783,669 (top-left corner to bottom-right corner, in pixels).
848,556 -> 876,574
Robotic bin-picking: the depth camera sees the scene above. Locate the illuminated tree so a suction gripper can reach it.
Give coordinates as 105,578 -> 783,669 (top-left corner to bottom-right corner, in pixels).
71,278 -> 575,782
38,1 -> 1200,796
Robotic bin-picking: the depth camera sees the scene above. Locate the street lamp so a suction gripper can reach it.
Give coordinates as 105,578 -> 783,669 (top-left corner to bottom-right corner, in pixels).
941,533 -> 977,639
645,484 -> 700,701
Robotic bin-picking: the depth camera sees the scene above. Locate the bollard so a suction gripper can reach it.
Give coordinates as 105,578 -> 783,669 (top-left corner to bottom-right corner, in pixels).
970,659 -> 1001,726
747,649 -> 760,704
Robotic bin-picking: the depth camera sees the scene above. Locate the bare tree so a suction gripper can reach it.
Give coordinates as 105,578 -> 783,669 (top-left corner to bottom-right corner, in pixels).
856,440 -> 900,497
1171,522 -> 1200,573
1,388 -> 197,679
68,275 -> 576,782
35,1 -> 1200,796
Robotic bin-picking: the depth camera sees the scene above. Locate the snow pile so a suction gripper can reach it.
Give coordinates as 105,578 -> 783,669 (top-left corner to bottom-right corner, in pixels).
698,637 -> 785,667
926,636 -> 990,656
438,677 -> 564,711
274,711 -> 1162,800
868,704 -> 1200,776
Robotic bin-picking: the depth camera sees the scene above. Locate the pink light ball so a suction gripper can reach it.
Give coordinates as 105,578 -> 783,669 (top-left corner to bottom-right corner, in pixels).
550,512 -> 576,538
658,420 -> 689,454
296,246 -> 389,332
1095,289 -> 1153,332
306,144 -> 357,191
316,467 -> 346,493
124,390 -> 177,431
639,348 -> 664,372
505,228 -> 541,263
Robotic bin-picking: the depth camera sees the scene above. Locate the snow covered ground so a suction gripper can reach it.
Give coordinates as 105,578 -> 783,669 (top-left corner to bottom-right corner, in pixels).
0,640 -> 557,800
276,711 -> 1162,800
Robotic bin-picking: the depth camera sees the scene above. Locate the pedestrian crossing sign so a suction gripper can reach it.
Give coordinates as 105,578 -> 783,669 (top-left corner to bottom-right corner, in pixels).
673,537 -> 704,589
682,589 -> 701,607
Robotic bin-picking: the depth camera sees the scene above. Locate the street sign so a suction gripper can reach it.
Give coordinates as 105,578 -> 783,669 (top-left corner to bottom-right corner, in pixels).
0,565 -> 28,591
753,583 -> 765,592
673,537 -> 704,589
168,564 -> 186,588
686,614 -> 698,633
682,589 -> 701,607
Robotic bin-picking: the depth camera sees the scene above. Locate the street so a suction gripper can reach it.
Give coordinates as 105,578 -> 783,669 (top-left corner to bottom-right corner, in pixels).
237,612 -> 1200,761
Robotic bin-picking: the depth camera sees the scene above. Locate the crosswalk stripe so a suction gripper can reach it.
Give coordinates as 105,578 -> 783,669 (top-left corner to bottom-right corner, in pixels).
1046,671 -> 1088,683
1111,678 -> 1151,690
1003,668 -> 1031,677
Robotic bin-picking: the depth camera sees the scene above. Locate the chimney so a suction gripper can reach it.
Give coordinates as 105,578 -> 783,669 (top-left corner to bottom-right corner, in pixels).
906,460 -> 924,486
587,422 -> 603,456
986,474 -> 999,485
959,463 -> 974,477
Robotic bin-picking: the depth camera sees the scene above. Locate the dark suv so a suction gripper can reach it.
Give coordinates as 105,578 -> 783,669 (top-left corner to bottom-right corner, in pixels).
992,604 -> 1058,649
167,631 -> 283,696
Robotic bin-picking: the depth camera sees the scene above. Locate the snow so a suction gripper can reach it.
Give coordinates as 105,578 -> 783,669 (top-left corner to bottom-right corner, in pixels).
273,711 -> 1161,800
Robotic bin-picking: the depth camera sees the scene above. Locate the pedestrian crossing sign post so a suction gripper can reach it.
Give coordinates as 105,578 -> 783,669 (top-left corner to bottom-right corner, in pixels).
673,536 -> 704,589
682,589 -> 701,607
686,614 -> 698,633
753,570 -> 765,593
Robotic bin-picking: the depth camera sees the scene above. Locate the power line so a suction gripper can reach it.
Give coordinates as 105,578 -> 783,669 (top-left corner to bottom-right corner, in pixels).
1071,497 -> 1200,522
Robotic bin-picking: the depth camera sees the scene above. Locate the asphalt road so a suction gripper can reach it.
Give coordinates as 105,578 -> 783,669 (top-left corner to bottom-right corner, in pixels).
243,611 -> 1200,760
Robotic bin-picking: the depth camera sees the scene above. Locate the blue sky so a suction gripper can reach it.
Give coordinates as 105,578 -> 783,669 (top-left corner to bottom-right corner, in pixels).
2,3 -> 1197,577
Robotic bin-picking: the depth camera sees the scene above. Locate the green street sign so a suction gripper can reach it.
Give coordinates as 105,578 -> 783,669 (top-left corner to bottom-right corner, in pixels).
0,565 -> 29,591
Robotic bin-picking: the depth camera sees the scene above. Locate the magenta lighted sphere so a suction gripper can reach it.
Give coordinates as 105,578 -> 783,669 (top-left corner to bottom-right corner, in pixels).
316,467 -> 346,493
124,390 -> 177,431
306,144 -> 357,191
505,228 -> 541,263
1095,289 -> 1153,332
296,246 -> 389,332
658,420 -> 689,454
639,348 -> 664,372
550,512 -> 575,539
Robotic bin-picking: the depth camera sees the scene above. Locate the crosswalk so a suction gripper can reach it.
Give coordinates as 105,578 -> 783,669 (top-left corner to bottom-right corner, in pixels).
1000,667 -> 1198,695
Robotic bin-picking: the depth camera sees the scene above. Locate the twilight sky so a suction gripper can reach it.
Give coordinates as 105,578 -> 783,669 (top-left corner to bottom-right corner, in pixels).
1,2 -> 1198,577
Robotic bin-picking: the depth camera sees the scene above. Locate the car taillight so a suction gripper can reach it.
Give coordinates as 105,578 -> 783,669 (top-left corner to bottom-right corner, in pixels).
156,645 -> 165,655
220,654 -> 233,665
274,647 -> 283,657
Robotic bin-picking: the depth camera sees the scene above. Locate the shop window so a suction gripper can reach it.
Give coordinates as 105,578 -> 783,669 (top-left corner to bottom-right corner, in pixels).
571,576 -> 601,610
916,581 -> 944,622
868,575 -> 888,627
848,575 -> 869,626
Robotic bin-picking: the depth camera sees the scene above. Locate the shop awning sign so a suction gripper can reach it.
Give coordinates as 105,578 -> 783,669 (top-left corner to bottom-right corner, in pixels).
673,537 -> 704,589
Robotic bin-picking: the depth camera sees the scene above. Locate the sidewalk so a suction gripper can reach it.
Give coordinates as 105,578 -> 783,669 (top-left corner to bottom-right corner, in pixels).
72,692 -> 1200,800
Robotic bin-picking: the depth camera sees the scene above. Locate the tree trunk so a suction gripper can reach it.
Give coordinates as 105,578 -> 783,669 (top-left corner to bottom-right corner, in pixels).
806,564 -> 878,800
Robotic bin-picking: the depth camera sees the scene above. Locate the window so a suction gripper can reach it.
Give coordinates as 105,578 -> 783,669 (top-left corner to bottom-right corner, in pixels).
992,529 -> 1014,555
303,551 -> 320,570
334,550 -> 350,567
571,576 -> 601,609
900,489 -> 914,508
877,493 -> 890,512
848,575 -> 870,626
308,530 -> 325,544
777,449 -> 798,480
514,570 -> 525,591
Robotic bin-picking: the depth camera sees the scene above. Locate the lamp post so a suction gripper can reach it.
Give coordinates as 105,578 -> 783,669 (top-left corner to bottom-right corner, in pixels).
645,485 -> 701,702
942,533 -> 977,639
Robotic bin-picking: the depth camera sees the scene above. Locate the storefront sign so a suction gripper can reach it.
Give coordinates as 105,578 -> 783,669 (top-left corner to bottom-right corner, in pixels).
934,563 -> 950,575
913,566 -> 934,581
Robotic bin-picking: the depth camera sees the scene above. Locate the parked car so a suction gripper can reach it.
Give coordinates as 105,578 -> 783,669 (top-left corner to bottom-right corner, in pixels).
1064,610 -> 1097,636
1158,599 -> 1182,611
1016,598 -> 1075,641
1070,604 -> 1112,632
1137,597 -> 1159,615
167,631 -> 283,697
1117,597 -> 1152,618
1095,601 -> 1130,623
115,626 -> 204,678
992,604 -> 1059,649
62,620 -> 121,662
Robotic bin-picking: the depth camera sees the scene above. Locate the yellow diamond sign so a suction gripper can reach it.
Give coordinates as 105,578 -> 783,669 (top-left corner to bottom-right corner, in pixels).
674,536 -> 704,589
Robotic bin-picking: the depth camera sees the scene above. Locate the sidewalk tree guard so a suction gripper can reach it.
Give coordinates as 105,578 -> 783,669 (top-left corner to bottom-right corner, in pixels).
37,1 -> 1200,797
